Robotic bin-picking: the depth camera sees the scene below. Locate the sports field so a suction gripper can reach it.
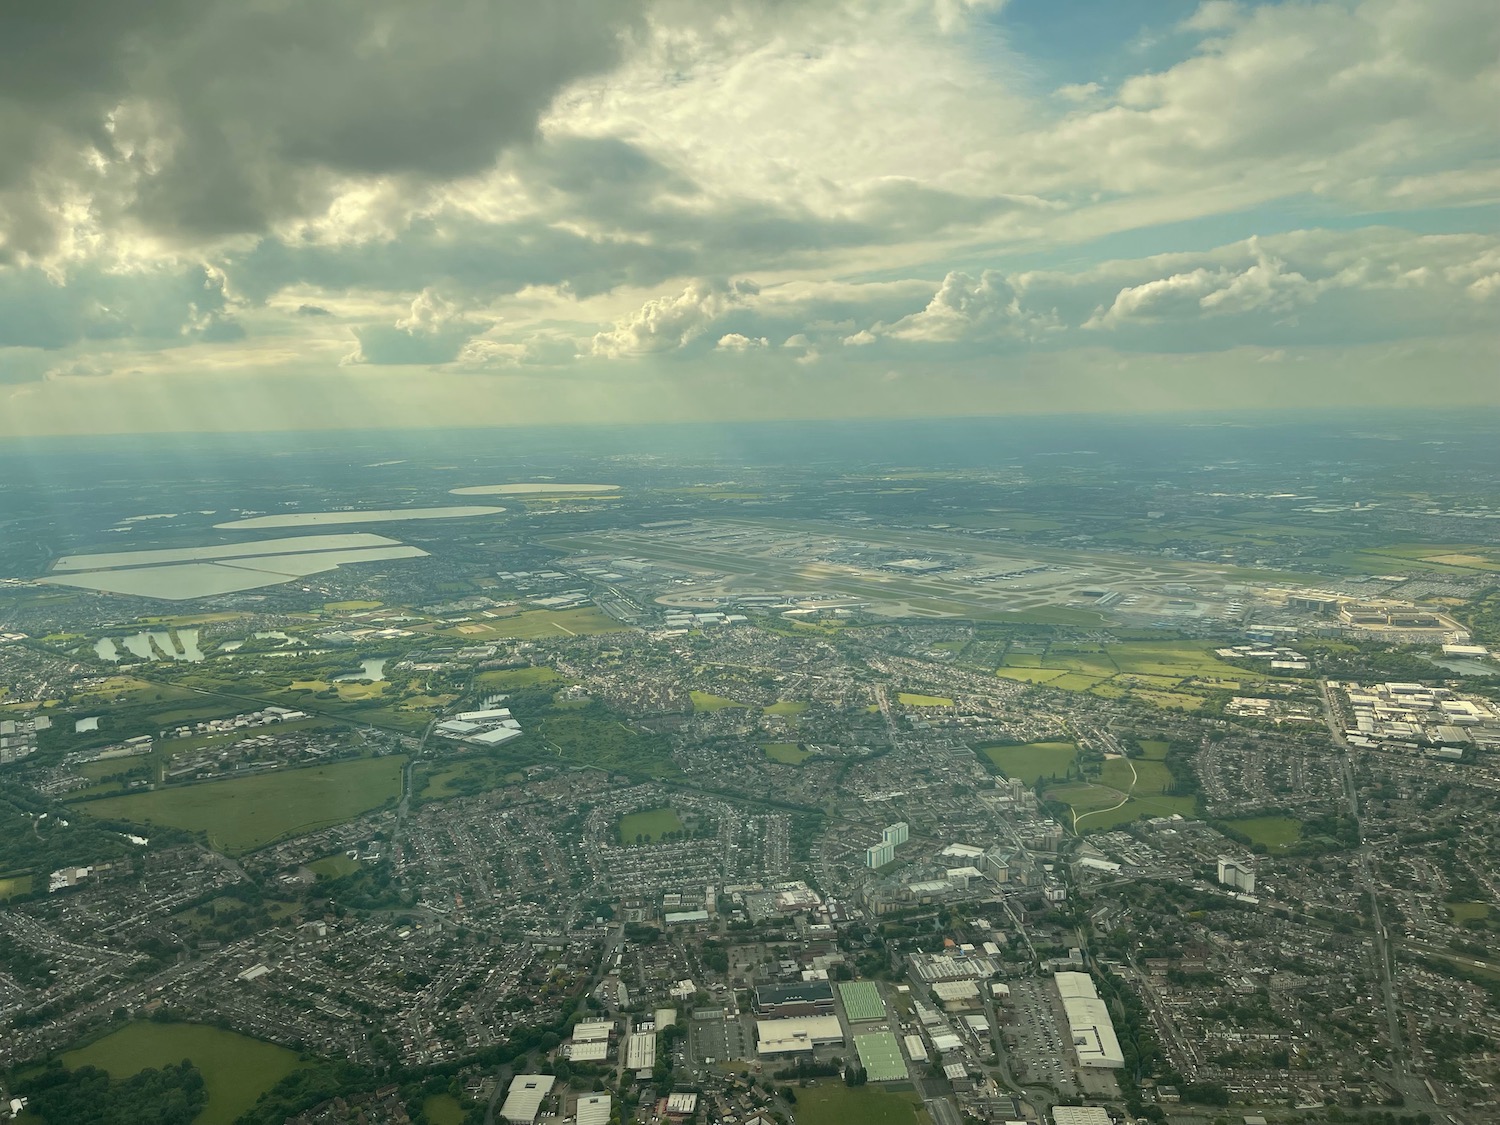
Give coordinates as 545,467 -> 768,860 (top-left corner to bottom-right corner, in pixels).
852,1030 -> 909,1081
764,742 -> 812,764
979,741 -> 1077,784
63,1021 -> 302,1125
77,755 -> 406,853
897,692 -> 953,707
1223,815 -> 1302,849
618,807 -> 684,843
839,980 -> 888,1022
691,690 -> 746,711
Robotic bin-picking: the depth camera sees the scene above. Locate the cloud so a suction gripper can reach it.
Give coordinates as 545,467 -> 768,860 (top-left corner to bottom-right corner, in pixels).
591,279 -> 759,357
883,269 -> 1061,343
343,288 -> 488,366
716,333 -> 768,351
0,0 -> 648,258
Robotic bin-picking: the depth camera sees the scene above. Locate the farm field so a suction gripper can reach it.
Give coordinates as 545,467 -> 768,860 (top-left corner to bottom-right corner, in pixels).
437,607 -> 624,640
62,1021 -> 302,1125
76,755 -> 406,853
1223,815 -> 1303,849
996,640 -> 1265,708
764,742 -> 812,764
796,1083 -> 927,1125
475,665 -> 561,689
618,807 -> 684,844
897,692 -> 953,707
691,690 -> 745,711
979,741 -> 1077,784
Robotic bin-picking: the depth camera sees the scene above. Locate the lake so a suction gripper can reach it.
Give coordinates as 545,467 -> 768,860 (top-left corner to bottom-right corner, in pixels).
96,628 -> 204,663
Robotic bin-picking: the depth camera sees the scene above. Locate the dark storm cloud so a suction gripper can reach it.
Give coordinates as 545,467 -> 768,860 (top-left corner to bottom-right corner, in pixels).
0,0 -> 648,255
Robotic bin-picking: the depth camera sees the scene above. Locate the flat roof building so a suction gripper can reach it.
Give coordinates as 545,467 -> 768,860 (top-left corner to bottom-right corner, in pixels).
756,1015 -> 844,1056
576,1093 -> 611,1125
1054,973 -> 1124,1069
500,1075 -> 555,1124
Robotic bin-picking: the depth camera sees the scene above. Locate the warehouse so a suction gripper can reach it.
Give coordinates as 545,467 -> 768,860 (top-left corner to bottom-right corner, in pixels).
755,1015 -> 844,1056
1054,972 -> 1124,1069
499,1075 -> 555,1124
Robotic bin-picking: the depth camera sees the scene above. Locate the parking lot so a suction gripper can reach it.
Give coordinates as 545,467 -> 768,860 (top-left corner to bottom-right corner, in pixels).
1004,979 -> 1079,1098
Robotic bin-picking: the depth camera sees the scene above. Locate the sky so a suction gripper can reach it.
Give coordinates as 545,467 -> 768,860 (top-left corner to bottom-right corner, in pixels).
0,0 -> 1496,436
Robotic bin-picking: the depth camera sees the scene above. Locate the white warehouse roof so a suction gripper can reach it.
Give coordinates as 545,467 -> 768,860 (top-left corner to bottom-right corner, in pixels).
500,1074 -> 555,1124
756,1015 -> 844,1055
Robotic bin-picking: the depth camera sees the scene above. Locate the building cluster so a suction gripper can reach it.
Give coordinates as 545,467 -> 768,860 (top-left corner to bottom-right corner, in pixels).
1339,681 -> 1500,753
0,714 -> 48,764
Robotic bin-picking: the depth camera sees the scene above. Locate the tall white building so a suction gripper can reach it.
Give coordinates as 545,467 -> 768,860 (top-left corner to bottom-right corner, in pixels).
883,822 -> 909,846
865,840 -> 895,868
1217,856 -> 1256,894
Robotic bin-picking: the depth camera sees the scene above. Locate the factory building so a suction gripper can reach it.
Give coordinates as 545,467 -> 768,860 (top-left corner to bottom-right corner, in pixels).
1054,972 -> 1124,1069
755,1015 -> 845,1056
500,1075 -> 555,1124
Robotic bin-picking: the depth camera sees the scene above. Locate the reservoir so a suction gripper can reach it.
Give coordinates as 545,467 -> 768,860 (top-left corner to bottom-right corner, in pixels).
96,628 -> 204,663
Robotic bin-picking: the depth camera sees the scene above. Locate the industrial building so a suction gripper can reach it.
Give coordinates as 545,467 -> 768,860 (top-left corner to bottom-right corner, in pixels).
625,1030 -> 657,1072
500,1075 -> 555,1124
755,980 -> 834,1017
575,1093 -> 611,1125
1052,1108 -> 1113,1125
1054,972 -> 1124,1069
755,1015 -> 844,1056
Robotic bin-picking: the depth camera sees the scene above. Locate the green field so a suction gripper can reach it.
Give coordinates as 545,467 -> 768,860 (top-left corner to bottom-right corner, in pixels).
442,607 -> 625,640
1223,815 -> 1303,849
796,1083 -> 926,1125
618,807 -> 684,844
897,692 -> 953,707
980,741 -> 1077,784
691,690 -> 746,711
1447,902 -> 1491,923
838,981 -> 888,1022
763,700 -> 809,717
0,875 -> 33,899
423,1094 -> 465,1125
308,852 -> 362,879
61,1022 -> 303,1125
1052,740 -> 1196,831
77,755 -> 406,853
764,742 -> 812,765
997,640 -> 1266,709
475,665 -> 561,689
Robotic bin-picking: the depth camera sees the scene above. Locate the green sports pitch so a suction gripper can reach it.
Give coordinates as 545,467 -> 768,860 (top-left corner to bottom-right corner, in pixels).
853,1030 -> 908,1082
838,980 -> 888,1022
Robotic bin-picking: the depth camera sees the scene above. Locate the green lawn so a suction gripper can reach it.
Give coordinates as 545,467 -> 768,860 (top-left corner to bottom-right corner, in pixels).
442,607 -> 625,640
1224,815 -> 1303,849
979,741 -> 1077,784
617,807 -> 684,844
764,742 -> 812,765
763,700 -> 809,717
1447,901 -> 1490,923
796,1083 -> 926,1125
691,690 -> 746,711
475,665 -> 561,689
997,642 -> 1266,708
62,1022 -> 302,1125
897,692 -> 953,707
308,852 -> 362,879
0,875 -> 33,899
423,1094 -> 465,1125
77,755 -> 406,854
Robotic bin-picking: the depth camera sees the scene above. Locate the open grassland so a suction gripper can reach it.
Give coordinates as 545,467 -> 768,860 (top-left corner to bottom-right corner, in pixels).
691,690 -> 746,711
0,875 -> 33,899
423,1095 -> 465,1125
324,600 -> 384,611
997,640 -> 1264,709
979,741 -> 1077,784
764,742 -> 812,765
1448,902 -> 1491,923
433,606 -> 624,640
1052,739 -> 1195,831
796,1083 -> 928,1125
618,807 -> 683,844
898,692 -> 953,707
62,1022 -> 302,1125
308,852 -> 362,879
763,700 -> 809,717
77,755 -> 405,853
1223,815 -> 1303,849
475,665 -> 561,689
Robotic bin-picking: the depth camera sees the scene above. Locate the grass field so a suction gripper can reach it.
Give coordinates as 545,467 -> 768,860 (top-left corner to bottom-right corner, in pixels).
1223,815 -> 1302,849
0,875 -> 32,899
324,600 -> 383,611
979,741 -> 1077,784
997,640 -> 1265,709
897,692 -> 953,707
62,1022 -> 303,1125
475,665 -> 560,689
691,690 -> 746,711
308,852 -> 362,879
1447,902 -> 1491,923
764,742 -> 812,765
439,607 -> 624,640
1052,739 -> 1196,831
77,755 -> 406,853
796,1083 -> 926,1125
763,700 -> 809,717
423,1094 -> 465,1125
618,807 -> 684,844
